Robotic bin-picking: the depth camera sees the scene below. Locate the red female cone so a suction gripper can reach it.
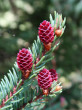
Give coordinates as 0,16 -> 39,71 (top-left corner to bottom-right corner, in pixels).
38,68 -> 52,95
38,20 -> 54,51
17,48 -> 33,79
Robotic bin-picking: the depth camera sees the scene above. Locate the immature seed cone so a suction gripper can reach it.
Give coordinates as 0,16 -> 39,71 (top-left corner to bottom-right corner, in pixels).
55,29 -> 62,37
49,69 -> 58,82
38,20 -> 54,44
38,68 -> 52,90
55,85 -> 62,91
17,48 -> 33,73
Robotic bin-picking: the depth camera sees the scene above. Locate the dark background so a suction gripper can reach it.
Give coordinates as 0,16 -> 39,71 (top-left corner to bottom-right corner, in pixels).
0,0 -> 82,109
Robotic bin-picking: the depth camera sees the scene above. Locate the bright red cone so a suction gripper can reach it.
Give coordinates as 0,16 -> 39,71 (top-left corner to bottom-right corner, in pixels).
17,48 -> 33,72
38,68 -> 52,90
38,20 -> 54,44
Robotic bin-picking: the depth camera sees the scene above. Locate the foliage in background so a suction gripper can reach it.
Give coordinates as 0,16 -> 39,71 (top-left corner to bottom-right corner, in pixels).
0,0 -> 82,110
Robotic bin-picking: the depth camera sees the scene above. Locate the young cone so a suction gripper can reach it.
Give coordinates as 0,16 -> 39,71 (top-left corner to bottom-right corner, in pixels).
17,48 -> 33,79
55,85 -> 62,91
55,29 -> 62,37
38,68 -> 52,90
38,20 -> 54,50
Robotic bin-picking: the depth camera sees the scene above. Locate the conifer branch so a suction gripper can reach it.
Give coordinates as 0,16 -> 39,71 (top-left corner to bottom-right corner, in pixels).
0,11 -> 66,110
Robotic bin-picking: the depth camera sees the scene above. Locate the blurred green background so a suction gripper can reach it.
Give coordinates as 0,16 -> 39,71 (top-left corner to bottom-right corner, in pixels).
0,0 -> 82,110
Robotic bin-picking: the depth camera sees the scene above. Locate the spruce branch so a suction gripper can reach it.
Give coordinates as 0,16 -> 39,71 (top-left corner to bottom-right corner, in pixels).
0,11 -> 66,110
